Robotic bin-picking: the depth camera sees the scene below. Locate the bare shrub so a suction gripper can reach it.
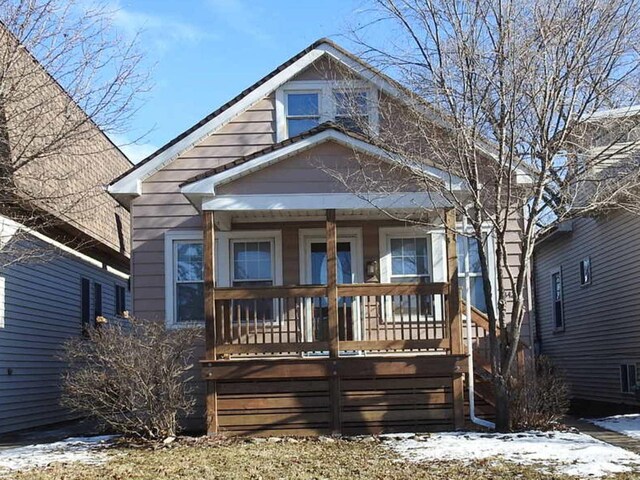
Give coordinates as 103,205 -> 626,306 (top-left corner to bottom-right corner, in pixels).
510,356 -> 570,431
60,318 -> 200,439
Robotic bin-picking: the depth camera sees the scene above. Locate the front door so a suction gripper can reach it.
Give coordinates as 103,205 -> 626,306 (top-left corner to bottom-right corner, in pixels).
300,229 -> 363,344
310,241 -> 354,340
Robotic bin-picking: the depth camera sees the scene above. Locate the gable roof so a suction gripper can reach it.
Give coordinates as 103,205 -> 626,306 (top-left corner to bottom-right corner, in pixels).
108,38 -> 447,202
180,122 -> 467,208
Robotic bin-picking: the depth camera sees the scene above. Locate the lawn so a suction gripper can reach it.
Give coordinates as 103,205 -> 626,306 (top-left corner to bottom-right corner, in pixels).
2,436 -> 640,480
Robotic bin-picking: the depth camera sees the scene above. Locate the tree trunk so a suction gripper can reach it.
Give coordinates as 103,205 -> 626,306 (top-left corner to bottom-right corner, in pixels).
494,375 -> 511,432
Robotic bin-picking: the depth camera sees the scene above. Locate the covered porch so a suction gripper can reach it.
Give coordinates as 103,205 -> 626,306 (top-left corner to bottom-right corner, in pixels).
198,206 -> 489,436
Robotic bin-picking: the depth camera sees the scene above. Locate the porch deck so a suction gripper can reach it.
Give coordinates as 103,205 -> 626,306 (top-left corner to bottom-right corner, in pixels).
201,209 -> 488,436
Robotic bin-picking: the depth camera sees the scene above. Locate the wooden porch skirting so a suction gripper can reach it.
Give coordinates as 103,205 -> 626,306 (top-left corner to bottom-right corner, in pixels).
201,355 -> 468,436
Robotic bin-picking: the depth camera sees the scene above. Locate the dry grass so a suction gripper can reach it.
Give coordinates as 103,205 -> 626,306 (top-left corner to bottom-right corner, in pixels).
3,437 -> 639,480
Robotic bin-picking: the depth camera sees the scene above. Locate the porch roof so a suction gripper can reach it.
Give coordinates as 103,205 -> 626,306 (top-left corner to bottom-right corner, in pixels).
180,123 -> 467,210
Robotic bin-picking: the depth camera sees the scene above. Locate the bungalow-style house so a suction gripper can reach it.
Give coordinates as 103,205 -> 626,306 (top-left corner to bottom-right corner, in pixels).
534,106 -> 640,413
0,28 -> 131,435
109,39 -> 530,436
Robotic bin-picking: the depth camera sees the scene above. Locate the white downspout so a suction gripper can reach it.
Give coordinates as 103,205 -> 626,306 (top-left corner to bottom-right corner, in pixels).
463,214 -> 495,430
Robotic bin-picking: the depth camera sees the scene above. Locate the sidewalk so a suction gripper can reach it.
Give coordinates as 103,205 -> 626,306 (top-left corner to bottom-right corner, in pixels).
564,416 -> 640,455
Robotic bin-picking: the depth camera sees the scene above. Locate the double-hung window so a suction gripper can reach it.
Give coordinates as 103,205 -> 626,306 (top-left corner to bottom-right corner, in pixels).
174,240 -> 204,323
286,92 -> 320,137
551,270 -> 564,331
388,236 -> 432,319
231,240 -> 275,322
457,237 -> 488,313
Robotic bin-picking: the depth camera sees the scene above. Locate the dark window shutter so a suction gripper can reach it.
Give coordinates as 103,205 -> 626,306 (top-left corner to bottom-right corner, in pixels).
81,278 -> 90,334
94,283 -> 102,325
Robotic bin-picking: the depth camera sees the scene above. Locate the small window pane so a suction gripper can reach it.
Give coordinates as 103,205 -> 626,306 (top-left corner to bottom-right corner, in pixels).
287,93 -> 319,116
580,257 -> 591,285
233,241 -> 272,281
176,243 -> 203,282
176,283 -> 204,322
630,365 -> 637,390
462,277 -> 487,313
335,91 -> 367,116
457,237 -> 482,274
390,238 -> 429,277
621,365 -> 630,393
287,118 -> 319,137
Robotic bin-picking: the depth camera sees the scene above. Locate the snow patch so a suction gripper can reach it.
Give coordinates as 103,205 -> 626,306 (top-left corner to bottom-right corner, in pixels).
384,431 -> 640,477
0,435 -> 115,472
588,414 -> 640,440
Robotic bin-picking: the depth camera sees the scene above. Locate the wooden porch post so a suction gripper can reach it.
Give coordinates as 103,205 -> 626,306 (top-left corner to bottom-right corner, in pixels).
445,208 -> 465,429
325,209 -> 342,434
203,210 -> 218,435
326,209 -> 339,357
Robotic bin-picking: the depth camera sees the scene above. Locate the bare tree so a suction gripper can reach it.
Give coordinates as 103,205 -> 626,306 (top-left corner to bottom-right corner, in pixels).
337,0 -> 640,430
61,318 -> 200,439
0,0 -> 146,266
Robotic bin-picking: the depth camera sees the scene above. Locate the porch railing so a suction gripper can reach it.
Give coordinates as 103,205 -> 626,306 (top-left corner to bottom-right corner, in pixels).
210,282 -> 451,358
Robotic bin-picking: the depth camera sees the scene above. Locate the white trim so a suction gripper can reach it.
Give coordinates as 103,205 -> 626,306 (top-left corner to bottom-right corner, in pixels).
202,192 -> 453,212
0,215 -> 129,279
275,80 -> 379,142
164,230 -> 203,329
182,129 -> 467,204
0,276 -> 5,329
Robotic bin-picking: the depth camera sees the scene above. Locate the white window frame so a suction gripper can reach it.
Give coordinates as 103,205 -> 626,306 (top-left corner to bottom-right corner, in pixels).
164,229 -> 283,329
275,80 -> 379,141
283,89 -> 322,138
551,268 -> 564,332
457,231 -> 496,314
299,227 -> 364,343
228,236 -> 281,325
0,275 -> 5,329
379,226 -> 442,323
164,231 -> 204,329
620,363 -> 638,394
579,256 -> 592,286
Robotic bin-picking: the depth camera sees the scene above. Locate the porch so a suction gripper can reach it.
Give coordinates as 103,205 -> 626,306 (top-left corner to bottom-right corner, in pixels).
199,208 -> 495,436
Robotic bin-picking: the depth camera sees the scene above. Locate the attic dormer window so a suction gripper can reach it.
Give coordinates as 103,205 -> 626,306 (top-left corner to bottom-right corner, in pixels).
334,90 -> 368,132
276,81 -> 379,141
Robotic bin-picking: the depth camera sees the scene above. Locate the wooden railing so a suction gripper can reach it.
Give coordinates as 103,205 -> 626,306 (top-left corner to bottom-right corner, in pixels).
210,282 -> 452,358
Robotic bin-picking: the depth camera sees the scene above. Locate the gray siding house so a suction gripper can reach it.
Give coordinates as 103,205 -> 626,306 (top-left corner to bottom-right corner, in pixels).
534,212 -> 640,410
534,106 -> 640,412
0,27 -> 132,435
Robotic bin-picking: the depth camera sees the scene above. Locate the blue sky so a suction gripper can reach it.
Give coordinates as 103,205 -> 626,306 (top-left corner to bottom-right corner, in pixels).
110,0 -> 366,162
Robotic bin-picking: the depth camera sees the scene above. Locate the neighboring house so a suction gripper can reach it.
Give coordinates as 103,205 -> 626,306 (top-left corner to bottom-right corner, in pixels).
109,39 -> 529,435
0,30 -> 131,435
534,106 -> 640,413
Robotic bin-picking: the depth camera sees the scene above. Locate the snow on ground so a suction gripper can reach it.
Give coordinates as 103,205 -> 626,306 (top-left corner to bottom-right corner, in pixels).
588,414 -> 640,441
383,431 -> 640,477
0,436 -> 114,472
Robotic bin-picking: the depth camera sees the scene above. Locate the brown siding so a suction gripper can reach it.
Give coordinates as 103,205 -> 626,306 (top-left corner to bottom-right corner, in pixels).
131,97 -> 276,320
534,211 -> 640,406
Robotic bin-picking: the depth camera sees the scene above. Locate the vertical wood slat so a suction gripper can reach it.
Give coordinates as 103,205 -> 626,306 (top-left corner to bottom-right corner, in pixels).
445,208 -> 465,430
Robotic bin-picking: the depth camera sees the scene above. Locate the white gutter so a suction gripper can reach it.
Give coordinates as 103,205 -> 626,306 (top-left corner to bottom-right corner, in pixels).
462,213 -> 495,430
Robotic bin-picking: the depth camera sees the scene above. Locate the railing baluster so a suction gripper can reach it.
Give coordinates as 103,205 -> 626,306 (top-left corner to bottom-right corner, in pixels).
235,303 -> 241,345
253,299 -> 258,344
408,294 -> 413,342
244,304 -> 250,344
